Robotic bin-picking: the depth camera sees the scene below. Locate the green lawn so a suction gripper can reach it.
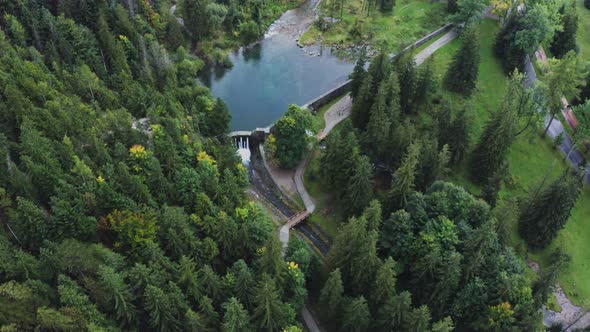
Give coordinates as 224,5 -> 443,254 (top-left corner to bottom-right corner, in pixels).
576,0 -> 590,60
304,149 -> 343,237
430,19 -> 590,308
301,0 -> 448,52
310,95 -> 346,133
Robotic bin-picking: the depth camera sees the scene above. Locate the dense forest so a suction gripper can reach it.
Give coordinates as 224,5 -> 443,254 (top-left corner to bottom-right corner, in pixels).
0,0 -> 314,331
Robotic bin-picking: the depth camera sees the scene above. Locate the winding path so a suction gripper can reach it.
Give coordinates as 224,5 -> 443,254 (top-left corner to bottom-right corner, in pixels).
277,28 -> 460,253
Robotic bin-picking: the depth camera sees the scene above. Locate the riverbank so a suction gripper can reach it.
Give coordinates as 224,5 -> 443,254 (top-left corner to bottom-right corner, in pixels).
299,0 -> 448,56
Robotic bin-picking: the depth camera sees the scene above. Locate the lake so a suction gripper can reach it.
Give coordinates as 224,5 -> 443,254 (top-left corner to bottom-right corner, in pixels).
201,0 -> 354,131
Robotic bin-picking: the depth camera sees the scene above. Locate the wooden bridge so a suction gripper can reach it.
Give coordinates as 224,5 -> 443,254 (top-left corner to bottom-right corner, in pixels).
285,211 -> 311,229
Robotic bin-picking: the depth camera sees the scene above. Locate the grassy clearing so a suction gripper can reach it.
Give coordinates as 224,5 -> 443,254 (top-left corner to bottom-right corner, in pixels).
310,95 -> 346,133
301,0 -> 448,52
430,19 -> 590,307
576,0 -> 590,60
547,292 -> 563,312
304,149 -> 343,237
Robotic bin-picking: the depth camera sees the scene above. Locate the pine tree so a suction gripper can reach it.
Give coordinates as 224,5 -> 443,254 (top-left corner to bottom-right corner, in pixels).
469,107 -> 516,185
144,285 -> 181,332
328,217 -> 380,295
362,199 -> 382,232
395,53 -> 417,114
342,296 -> 371,332
480,166 -> 505,208
377,291 -> 412,330
350,49 -> 368,100
550,3 -> 578,59
365,82 -> 392,159
414,57 -> 437,104
370,257 -> 397,309
444,27 -> 480,96
351,74 -> 375,129
447,110 -> 470,165
319,269 -> 344,319
221,297 -> 252,332
345,155 -> 373,216
385,141 -> 421,214
518,172 -> 582,249
252,275 -> 292,331
367,50 -> 390,91
181,0 -> 211,41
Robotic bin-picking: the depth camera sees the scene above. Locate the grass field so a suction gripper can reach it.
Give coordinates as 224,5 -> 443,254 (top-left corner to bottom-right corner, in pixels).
576,0 -> 590,60
304,149 -> 343,237
303,18 -> 590,307
430,19 -> 590,308
300,0 -> 448,52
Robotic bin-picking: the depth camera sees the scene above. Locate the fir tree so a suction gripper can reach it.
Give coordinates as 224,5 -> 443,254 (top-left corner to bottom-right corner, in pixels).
370,257 -> 397,310
469,107 -> 516,185
342,296 -> 371,332
444,27 -> 480,96
345,155 -> 373,216
518,172 -> 582,249
365,82 -> 392,160
377,291 -> 412,330
351,74 -> 375,129
450,112 -> 471,164
252,275 -> 292,331
319,269 -> 344,319
385,141 -> 421,214
221,297 -> 251,332
349,49 -> 368,99
414,57 -> 437,104
395,53 -> 417,114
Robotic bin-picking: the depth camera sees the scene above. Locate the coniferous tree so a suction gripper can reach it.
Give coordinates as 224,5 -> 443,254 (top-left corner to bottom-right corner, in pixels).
319,269 -> 345,319
451,112 -> 471,162
550,3 -> 578,59
365,82 -> 392,160
342,296 -> 371,332
395,53 -> 417,114
221,297 -> 251,332
385,141 -> 421,214
350,49 -> 368,99
252,275 -> 292,331
345,155 -> 373,217
370,257 -> 397,310
327,217 -> 380,295
362,199 -> 383,232
480,167 -> 505,208
469,107 -> 516,185
351,74 -> 375,129
518,172 -> 582,249
415,57 -> 437,104
377,291 -> 413,330
444,27 -> 480,96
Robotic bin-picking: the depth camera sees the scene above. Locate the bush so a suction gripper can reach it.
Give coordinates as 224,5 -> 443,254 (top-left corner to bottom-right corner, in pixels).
585,0 -> 590,10
239,21 -> 260,44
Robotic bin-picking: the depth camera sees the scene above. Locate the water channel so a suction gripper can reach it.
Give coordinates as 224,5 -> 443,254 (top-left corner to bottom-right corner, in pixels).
200,0 -> 355,131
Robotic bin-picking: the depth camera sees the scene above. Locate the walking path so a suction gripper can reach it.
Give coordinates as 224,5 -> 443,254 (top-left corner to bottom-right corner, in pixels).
524,55 -> 590,184
414,29 -> 458,66
524,54 -> 590,330
271,27 -> 460,254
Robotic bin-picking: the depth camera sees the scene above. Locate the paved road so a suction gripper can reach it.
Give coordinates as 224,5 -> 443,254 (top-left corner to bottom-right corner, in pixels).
414,29 -> 459,66
524,56 -> 589,183
291,28 -> 460,217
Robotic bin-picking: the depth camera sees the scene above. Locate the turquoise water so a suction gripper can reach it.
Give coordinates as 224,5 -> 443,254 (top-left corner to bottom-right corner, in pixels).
201,9 -> 354,131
